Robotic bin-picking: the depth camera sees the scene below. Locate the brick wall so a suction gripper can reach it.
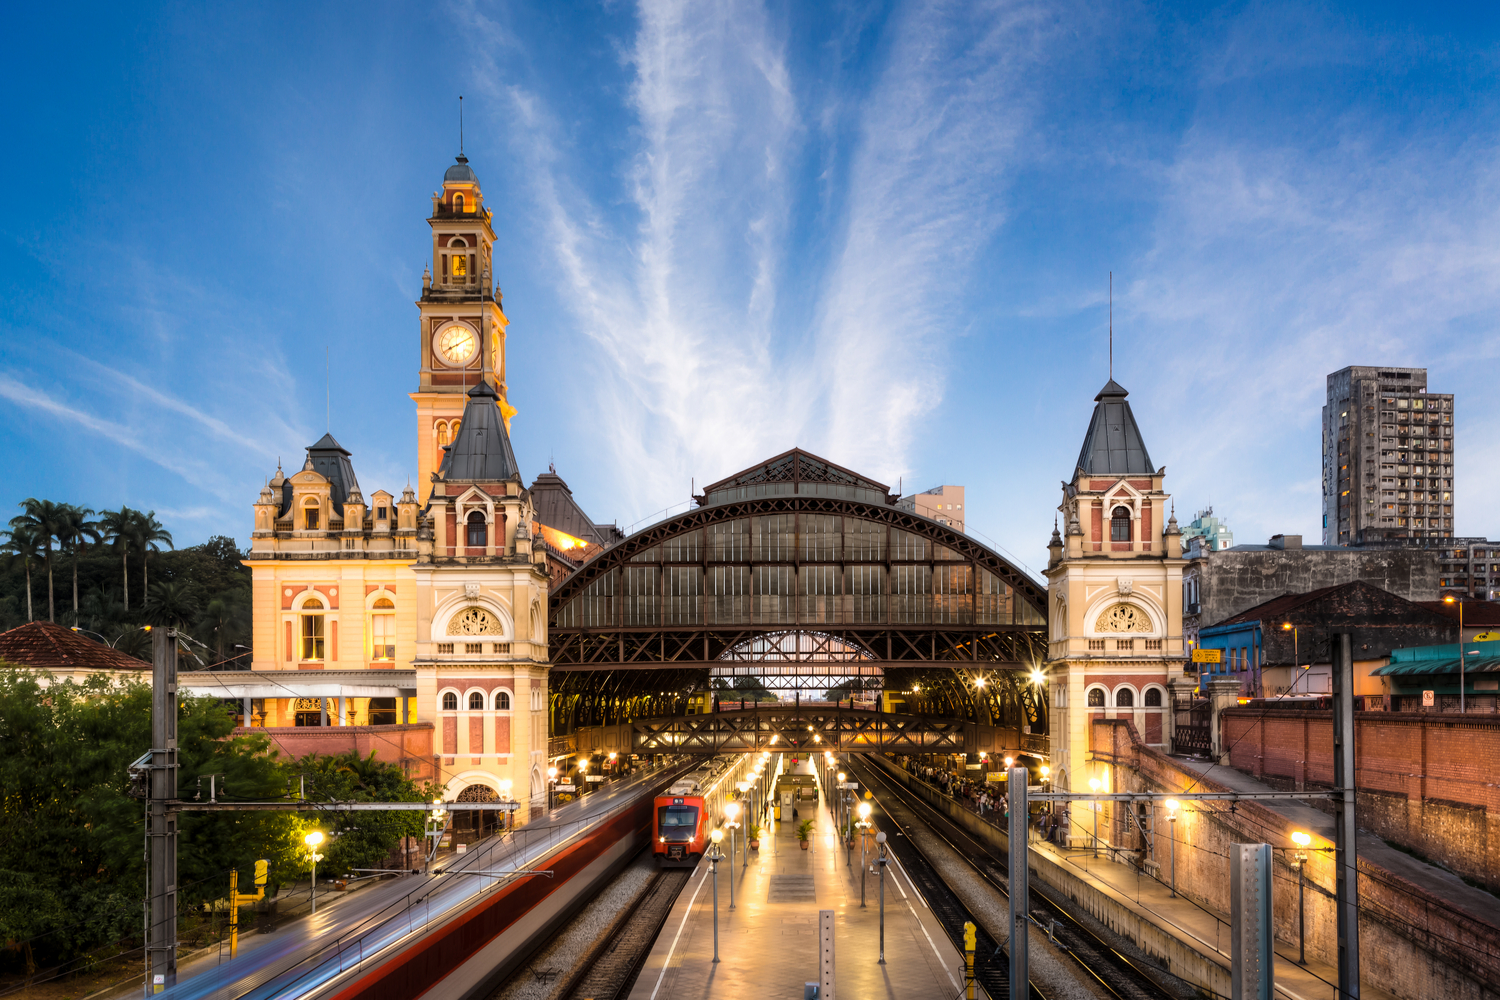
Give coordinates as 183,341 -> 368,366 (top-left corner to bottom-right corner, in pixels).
1220,707 -> 1500,891
1091,718 -> 1500,1000
239,723 -> 436,782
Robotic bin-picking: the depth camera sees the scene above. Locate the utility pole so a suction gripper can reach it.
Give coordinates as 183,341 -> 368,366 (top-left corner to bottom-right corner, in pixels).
146,628 -> 179,995
1008,767 -> 1028,1000
1331,632 -> 1360,1000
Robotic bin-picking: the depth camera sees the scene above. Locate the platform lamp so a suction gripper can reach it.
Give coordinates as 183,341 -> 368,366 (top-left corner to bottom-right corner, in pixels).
875,830 -> 889,963
837,772 -> 848,848
724,801 -> 740,909
304,831 -> 325,913
736,782 -> 753,866
547,766 -> 558,814
856,801 -> 873,907
1291,831 -> 1312,964
707,829 -> 725,964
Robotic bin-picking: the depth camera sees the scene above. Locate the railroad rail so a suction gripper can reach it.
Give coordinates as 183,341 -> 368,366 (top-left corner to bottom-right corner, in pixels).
851,757 -> 1185,1000
557,868 -> 692,1000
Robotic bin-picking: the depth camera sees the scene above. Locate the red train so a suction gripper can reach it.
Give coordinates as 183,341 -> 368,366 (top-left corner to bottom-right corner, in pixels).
654,779 -> 708,867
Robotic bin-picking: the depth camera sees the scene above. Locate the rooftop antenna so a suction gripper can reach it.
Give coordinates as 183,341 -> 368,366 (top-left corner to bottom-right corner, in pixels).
326,346 -> 330,431
459,96 -> 464,156
1108,271 -> 1113,382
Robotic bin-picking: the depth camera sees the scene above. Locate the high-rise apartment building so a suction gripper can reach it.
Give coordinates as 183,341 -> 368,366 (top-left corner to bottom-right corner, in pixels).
1322,366 -> 1454,545
899,485 -> 965,531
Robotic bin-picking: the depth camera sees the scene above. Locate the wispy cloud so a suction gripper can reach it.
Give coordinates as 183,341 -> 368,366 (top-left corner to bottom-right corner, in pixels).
468,0 -> 1061,520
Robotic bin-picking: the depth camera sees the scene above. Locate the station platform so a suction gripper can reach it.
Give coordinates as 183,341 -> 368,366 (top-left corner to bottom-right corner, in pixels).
628,758 -> 978,1000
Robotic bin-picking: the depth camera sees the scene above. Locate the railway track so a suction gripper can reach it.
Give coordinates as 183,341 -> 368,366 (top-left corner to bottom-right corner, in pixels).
852,757 -> 1186,1000
558,866 -> 692,1000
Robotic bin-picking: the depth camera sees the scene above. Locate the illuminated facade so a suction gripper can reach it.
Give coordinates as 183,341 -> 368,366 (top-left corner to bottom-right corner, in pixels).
1044,380 -> 1185,799
216,156 -> 556,819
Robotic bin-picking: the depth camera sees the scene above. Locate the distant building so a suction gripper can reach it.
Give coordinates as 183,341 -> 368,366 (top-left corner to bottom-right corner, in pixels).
1419,597 -> 1500,643
1352,536 -> 1500,601
1179,508 -> 1234,553
1321,366 -> 1454,545
1371,638 -> 1500,708
899,485 -> 965,531
1197,580 -> 1455,698
1182,533 -> 1439,648
528,467 -> 625,586
0,621 -> 149,687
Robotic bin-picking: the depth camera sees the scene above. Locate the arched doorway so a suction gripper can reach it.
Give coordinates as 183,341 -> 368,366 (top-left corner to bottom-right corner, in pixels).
454,783 -> 501,844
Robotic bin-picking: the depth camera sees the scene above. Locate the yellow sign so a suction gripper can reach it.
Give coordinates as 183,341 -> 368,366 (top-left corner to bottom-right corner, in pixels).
1192,648 -> 1222,663
1473,631 -> 1500,643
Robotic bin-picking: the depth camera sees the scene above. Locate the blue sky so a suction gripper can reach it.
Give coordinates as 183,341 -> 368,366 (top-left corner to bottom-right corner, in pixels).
3,1 -> 1499,574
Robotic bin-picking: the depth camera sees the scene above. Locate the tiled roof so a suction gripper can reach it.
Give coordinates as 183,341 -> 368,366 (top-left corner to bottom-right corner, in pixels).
0,621 -> 149,672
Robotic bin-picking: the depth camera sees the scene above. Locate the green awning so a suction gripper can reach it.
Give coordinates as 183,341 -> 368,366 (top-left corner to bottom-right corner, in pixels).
1373,656 -> 1500,676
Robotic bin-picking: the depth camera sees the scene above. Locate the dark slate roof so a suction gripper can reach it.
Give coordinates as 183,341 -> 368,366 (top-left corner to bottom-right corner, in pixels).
1207,580 -> 1452,630
699,448 -> 894,503
1075,380 -> 1156,477
530,470 -> 623,545
445,154 -> 478,184
0,621 -> 149,671
439,380 -> 519,482
1419,601 -> 1500,627
306,433 -> 362,507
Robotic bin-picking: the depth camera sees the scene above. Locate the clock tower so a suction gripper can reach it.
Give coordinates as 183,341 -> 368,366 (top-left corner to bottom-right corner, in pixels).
411,154 -> 514,502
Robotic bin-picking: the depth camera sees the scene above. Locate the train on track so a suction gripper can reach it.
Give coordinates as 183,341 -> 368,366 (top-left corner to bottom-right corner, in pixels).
653,754 -> 768,867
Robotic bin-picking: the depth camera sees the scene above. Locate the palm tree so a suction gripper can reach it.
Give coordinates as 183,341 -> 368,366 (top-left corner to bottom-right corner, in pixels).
14,499 -> 70,621
97,507 -> 139,611
0,523 -> 44,621
144,579 -> 202,630
56,505 -> 100,624
132,510 -> 174,598
198,597 -> 248,665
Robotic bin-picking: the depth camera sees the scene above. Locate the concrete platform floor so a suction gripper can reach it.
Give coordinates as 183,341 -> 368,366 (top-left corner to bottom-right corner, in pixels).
628,758 -> 981,1000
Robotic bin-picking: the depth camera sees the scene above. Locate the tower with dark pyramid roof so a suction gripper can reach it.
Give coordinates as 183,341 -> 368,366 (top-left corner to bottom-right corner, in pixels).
1042,380 -> 1185,836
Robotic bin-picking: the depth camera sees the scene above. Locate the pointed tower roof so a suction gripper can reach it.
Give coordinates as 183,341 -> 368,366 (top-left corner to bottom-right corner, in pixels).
1075,380 -> 1156,476
306,433 -> 362,507
440,380 -> 519,482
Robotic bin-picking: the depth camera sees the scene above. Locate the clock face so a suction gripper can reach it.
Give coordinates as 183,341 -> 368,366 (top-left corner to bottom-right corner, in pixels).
435,324 -> 478,367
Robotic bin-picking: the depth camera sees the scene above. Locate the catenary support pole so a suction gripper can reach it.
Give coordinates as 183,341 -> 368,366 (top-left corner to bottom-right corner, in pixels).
146,628 -> 179,995
1008,767 -> 1029,1000
1331,631 -> 1360,1000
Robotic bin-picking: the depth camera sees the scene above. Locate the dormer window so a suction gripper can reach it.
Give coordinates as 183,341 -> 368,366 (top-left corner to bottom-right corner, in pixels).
467,511 -> 487,548
376,506 -> 388,520
304,504 -> 320,530
1110,506 -> 1131,542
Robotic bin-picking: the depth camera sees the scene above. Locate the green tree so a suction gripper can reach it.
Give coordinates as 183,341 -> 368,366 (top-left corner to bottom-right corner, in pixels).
130,511 -> 173,598
0,522 -> 44,622
144,579 -> 203,630
57,505 -> 100,624
0,668 -> 306,970
199,595 -> 249,665
96,507 -> 139,612
298,752 -> 432,875
13,498 -> 70,622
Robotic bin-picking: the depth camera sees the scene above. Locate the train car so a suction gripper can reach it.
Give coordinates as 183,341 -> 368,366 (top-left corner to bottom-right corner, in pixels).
653,753 -> 769,867
654,779 -> 707,867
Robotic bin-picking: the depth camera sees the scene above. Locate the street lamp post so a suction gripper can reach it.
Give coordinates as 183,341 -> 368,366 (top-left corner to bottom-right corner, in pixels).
736,784 -> 752,868
1088,778 -> 1102,858
1292,831 -> 1311,964
1165,800 -> 1178,897
875,831 -> 888,963
724,801 -> 740,909
707,829 -> 725,964
499,779 -> 513,835
1281,623 -> 1302,694
856,801 -> 872,907
577,757 -> 589,796
1445,596 -> 1466,712
304,831 -> 324,913
547,766 -> 557,814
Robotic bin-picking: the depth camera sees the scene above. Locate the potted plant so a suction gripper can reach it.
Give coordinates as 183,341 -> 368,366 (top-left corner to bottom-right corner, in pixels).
797,818 -> 815,849
748,823 -> 762,851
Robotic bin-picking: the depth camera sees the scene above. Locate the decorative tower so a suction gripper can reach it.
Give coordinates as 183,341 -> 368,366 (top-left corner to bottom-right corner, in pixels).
411,153 -> 514,502
1044,380 -> 1185,805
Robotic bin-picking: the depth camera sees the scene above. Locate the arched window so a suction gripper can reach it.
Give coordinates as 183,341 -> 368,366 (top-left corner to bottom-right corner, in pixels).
437,422 -> 450,448
442,692 -> 458,711
1144,687 -> 1162,707
495,691 -> 511,710
1087,688 -> 1105,707
371,597 -> 395,659
1116,688 -> 1135,707
300,598 -> 325,660
467,511 -> 487,548
453,196 -> 465,213
469,691 -> 485,711
1111,506 -> 1131,542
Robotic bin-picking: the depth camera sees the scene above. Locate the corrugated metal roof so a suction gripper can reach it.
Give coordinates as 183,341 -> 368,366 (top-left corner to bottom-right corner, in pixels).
439,380 -> 519,482
0,621 -> 149,672
1075,380 -> 1156,476
1373,654 -> 1500,675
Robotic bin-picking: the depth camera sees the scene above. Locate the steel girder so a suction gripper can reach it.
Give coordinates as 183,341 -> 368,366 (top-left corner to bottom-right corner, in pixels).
617,707 -> 996,755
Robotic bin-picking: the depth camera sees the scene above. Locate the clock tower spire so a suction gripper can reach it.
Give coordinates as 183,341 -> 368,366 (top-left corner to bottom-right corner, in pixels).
410,153 -> 514,502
